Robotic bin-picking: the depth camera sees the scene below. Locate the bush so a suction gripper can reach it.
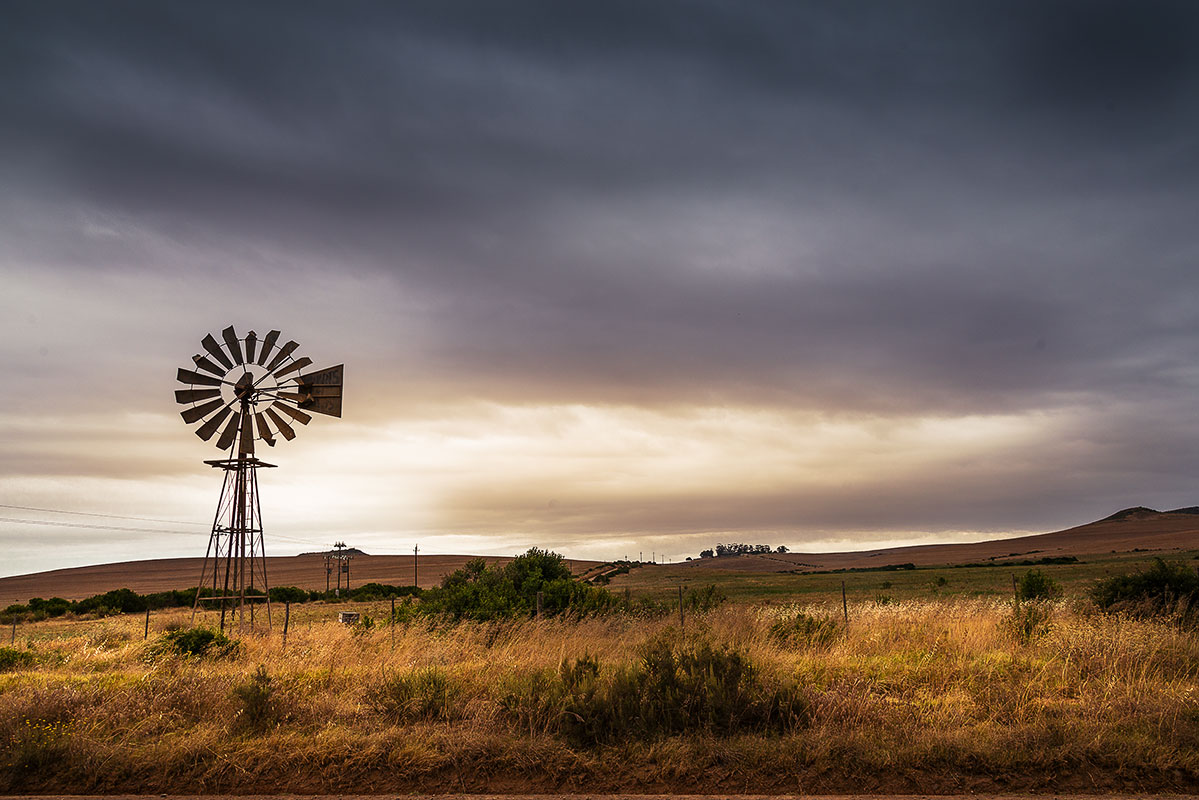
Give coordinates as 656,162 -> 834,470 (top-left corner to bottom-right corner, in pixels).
1002,601 -> 1052,644
351,615 -> 376,637
151,627 -> 239,659
232,665 -> 274,730
268,585 -> 308,604
420,548 -> 621,621
684,584 -> 728,611
0,646 -> 34,671
73,587 -> 148,615
1017,569 -> 1059,600
27,597 -> 71,617
503,635 -> 807,747
769,612 -> 841,648
1090,558 -> 1199,617
368,667 -> 457,722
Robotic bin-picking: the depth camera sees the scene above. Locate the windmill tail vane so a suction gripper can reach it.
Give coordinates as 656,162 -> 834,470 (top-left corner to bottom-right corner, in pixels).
174,324 -> 344,632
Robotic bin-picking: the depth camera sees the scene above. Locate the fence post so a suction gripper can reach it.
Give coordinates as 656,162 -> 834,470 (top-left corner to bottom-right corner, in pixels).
841,581 -> 848,625
536,591 -> 543,618
144,608 -> 151,640
1012,573 -> 1019,607
390,597 -> 396,651
282,602 -> 291,649
678,585 -> 685,629
9,619 -> 14,645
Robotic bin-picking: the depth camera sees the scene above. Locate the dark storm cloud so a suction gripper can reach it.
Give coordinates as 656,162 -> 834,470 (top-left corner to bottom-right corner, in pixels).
4,1 -> 1199,518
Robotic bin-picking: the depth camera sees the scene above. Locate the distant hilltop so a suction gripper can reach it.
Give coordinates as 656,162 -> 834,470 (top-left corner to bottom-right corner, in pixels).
1101,506 -> 1199,522
298,547 -> 369,557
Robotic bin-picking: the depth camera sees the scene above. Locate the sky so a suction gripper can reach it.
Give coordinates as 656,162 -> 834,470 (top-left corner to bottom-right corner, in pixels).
3,1 -> 1199,577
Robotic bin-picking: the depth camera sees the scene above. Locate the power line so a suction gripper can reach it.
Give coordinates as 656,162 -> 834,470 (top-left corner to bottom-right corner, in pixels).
0,515 -> 328,547
0,503 -> 206,527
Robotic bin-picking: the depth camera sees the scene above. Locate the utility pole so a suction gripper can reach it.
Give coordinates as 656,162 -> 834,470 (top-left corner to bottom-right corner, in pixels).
333,541 -> 346,596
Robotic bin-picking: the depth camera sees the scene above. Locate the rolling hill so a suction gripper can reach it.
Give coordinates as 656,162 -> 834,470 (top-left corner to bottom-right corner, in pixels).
1,506 -> 1196,606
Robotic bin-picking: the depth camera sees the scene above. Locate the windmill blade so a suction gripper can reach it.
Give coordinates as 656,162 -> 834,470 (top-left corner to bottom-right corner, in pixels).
175,388 -> 221,404
255,411 -> 276,447
222,326 -> 244,366
216,411 -> 241,451
196,406 -> 233,441
274,402 -> 312,425
273,356 -> 312,379
257,330 -> 281,366
177,367 -> 223,388
266,340 -> 299,371
296,364 -> 343,417
239,412 -> 255,456
245,331 -> 258,364
201,333 -> 234,370
265,407 -> 296,440
191,354 -> 226,376
180,397 -> 226,424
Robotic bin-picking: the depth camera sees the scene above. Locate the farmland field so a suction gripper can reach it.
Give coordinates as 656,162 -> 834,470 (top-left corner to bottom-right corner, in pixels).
2,556 -> 1197,795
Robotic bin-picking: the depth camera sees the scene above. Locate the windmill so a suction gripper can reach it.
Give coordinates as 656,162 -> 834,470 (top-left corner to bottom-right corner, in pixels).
175,325 -> 343,631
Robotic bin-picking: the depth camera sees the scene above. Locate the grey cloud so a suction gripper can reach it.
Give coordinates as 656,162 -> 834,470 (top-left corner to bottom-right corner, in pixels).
3,1 -> 1199,556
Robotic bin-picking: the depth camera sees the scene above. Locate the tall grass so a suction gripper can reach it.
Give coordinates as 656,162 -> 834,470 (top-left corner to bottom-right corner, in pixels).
0,599 -> 1196,793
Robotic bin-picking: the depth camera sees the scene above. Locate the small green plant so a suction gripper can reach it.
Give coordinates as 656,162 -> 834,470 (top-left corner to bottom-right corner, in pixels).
769,612 -> 841,648
683,584 -> 728,611
1017,569 -> 1059,601
1002,601 -> 1052,644
368,666 -> 457,722
0,646 -> 34,672
151,626 -> 239,659
351,614 -> 376,637
232,665 -> 275,730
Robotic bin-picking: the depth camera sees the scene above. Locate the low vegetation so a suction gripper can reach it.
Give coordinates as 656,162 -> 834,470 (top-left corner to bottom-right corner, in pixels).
0,593 -> 1196,793
1,550 -> 1197,792
1090,558 -> 1199,618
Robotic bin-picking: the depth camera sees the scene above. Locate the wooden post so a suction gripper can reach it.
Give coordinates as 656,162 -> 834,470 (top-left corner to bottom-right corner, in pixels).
144,608 -> 151,639
413,544 -> 419,589
536,591 -> 543,618
282,602 -> 290,649
678,584 -> 685,629
390,597 -> 396,651
1012,573 -> 1019,606
9,619 -> 14,645
841,581 -> 848,625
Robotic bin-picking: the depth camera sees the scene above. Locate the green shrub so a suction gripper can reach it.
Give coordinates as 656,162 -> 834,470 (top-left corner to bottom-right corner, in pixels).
1017,569 -> 1059,600
683,584 -> 728,611
232,665 -> 274,730
368,667 -> 457,722
1090,558 -> 1199,617
1002,601 -> 1052,644
351,614 -> 376,637
420,548 -> 621,621
503,635 -> 807,747
151,627 -> 239,659
769,612 -> 841,648
0,646 -> 34,672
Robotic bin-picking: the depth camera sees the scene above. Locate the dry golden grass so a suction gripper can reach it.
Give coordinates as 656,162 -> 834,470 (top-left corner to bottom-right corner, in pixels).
1,599 -> 1197,793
